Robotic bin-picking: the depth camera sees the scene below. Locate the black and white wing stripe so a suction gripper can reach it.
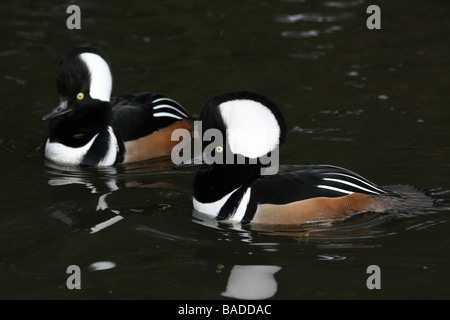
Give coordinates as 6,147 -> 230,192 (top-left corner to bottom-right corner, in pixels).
315,165 -> 390,196
152,97 -> 191,120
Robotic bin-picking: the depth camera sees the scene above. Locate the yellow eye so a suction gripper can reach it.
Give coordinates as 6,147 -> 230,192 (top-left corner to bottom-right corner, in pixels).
216,146 -> 223,153
76,92 -> 84,100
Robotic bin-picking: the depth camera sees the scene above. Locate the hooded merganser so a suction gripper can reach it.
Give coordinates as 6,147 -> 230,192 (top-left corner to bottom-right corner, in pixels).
41,47 -> 193,166
174,91 -> 427,225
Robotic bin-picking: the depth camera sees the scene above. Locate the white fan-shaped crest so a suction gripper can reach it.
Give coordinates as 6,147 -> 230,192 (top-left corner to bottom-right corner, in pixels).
219,99 -> 281,158
79,52 -> 112,102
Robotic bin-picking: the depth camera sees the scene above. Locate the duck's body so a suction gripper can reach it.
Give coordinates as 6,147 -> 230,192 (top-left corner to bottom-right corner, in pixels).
42,47 -> 192,167
193,163 -> 396,224
176,91 -> 430,225
110,92 -> 192,164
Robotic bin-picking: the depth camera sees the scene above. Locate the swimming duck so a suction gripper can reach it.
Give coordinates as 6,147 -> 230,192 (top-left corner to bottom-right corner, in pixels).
42,47 -> 193,166
175,91 -> 427,224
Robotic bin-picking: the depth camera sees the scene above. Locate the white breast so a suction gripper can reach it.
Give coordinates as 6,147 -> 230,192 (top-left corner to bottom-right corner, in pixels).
44,126 -> 118,166
44,134 -> 98,165
193,187 -> 252,223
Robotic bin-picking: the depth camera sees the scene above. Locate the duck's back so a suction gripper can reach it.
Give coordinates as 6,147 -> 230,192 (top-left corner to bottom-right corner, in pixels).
252,164 -> 394,205
110,92 -> 191,142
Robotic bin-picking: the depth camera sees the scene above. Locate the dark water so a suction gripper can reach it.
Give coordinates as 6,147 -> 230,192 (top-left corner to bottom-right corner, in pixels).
1,0 -> 450,300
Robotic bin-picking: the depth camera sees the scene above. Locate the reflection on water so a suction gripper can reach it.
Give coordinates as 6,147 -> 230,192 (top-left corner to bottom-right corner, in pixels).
221,265 -> 281,300
90,216 -> 124,234
46,162 -> 123,233
44,157 -> 183,234
275,12 -> 355,23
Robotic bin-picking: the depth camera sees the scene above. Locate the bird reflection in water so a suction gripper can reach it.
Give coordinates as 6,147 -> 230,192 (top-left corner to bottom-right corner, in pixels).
44,157 -> 182,233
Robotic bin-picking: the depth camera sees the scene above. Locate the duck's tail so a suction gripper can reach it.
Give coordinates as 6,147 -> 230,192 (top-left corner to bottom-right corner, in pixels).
383,184 -> 448,217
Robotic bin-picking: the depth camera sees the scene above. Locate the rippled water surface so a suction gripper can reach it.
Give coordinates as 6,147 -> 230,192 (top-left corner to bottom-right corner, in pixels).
1,0 -> 450,299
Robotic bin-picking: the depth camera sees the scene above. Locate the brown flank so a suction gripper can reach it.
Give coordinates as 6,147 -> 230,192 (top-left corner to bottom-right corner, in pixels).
252,193 -> 389,224
123,119 -> 193,163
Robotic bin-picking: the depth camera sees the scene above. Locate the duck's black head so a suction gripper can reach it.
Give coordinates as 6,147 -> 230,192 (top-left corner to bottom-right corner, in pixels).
176,91 -> 287,169
176,91 -> 287,202
42,47 -> 113,122
200,91 -> 287,162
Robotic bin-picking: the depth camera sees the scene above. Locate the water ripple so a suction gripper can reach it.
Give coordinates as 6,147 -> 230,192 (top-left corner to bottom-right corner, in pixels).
281,29 -> 320,38
317,254 -> 347,261
275,12 -> 355,23
88,261 -> 117,271
323,0 -> 365,9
